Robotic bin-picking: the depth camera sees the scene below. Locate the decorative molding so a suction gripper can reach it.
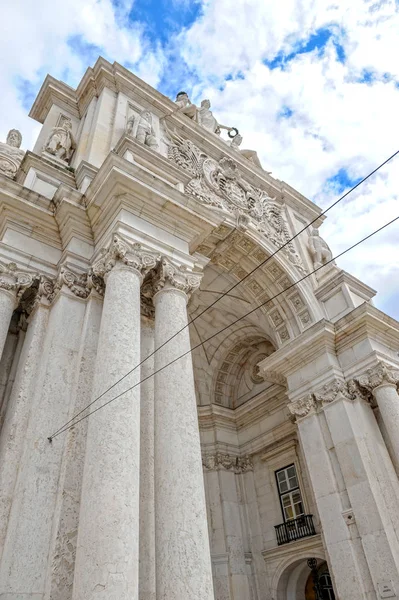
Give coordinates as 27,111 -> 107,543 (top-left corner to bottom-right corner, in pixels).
357,362 -> 399,392
287,394 -> 316,419
314,378 -> 351,406
140,269 -> 156,319
154,257 -> 202,298
167,131 -> 306,273
92,234 -> 160,281
202,452 -> 253,473
262,369 -> 287,387
0,261 -> 37,300
50,266 -> 105,302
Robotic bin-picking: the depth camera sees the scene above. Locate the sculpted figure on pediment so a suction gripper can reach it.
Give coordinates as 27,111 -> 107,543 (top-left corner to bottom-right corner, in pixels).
198,99 -> 234,136
308,228 -> 333,269
44,118 -> 75,163
0,129 -> 25,178
229,133 -> 267,171
175,91 -> 199,122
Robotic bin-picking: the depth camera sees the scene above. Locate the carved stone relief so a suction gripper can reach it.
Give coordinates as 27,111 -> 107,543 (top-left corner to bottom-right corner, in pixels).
356,362 -> 399,392
289,377 -> 372,421
166,131 -> 306,273
92,234 -> 160,282
202,452 -> 253,473
43,117 -> 75,164
126,110 -> 159,151
0,261 -> 36,299
153,257 -> 203,299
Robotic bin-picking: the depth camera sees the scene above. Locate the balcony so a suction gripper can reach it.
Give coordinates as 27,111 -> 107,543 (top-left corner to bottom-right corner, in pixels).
275,514 -> 316,546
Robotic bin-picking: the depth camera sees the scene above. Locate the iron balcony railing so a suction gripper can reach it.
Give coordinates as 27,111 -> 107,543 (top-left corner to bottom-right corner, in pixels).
275,514 -> 316,546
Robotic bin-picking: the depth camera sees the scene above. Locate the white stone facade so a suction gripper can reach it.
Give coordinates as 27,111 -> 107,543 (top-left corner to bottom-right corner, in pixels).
0,56 -> 398,600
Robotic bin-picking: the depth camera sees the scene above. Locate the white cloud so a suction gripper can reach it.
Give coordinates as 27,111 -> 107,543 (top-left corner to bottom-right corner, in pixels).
0,0 -> 166,147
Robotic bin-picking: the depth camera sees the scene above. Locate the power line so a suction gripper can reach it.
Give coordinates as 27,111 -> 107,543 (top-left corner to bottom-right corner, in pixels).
48,148 -> 399,440
49,212 -> 399,441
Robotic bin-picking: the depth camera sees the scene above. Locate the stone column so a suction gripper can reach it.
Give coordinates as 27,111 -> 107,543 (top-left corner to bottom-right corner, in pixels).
315,378 -> 399,597
288,395 -> 375,600
48,288 -> 103,600
0,269 -> 87,599
0,261 -> 34,361
153,258 -> 214,600
72,236 -> 158,600
139,309 -> 156,600
357,362 -> 399,469
0,278 -> 53,561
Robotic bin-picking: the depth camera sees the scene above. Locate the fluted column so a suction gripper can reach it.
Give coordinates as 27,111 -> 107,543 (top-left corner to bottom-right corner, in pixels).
357,362 -> 399,469
0,268 -> 88,599
72,236 -> 158,600
0,261 -> 35,361
153,259 -> 214,600
139,307 -> 156,600
0,277 -> 53,561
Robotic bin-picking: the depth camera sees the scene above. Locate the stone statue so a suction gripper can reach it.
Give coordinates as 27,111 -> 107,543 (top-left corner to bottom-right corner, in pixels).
308,228 -> 333,269
229,133 -> 265,170
44,119 -> 75,163
0,129 -> 25,179
127,110 -> 158,150
198,99 -> 233,135
175,91 -> 198,121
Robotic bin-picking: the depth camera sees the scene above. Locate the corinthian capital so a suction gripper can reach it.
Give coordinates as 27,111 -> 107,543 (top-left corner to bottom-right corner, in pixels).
92,234 -> 160,280
314,378 -> 351,406
0,261 -> 37,299
154,257 -> 202,298
288,394 -> 316,420
357,362 -> 399,391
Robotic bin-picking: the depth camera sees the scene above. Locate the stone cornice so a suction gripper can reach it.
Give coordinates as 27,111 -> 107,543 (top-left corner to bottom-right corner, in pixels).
335,303 -> 399,354
314,269 -> 376,303
84,151 -> 223,248
0,172 -> 53,213
16,151 -> 77,191
29,75 -> 80,123
258,319 -> 336,379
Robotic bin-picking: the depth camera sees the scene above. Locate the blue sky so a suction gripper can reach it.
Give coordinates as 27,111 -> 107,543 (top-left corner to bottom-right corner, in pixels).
1,0 -> 399,318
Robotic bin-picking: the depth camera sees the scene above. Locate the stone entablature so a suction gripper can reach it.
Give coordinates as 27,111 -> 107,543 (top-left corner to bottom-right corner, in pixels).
0,235 -> 203,321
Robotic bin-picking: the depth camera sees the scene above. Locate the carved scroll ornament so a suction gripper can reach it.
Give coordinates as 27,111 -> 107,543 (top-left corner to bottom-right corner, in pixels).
166,131 -> 306,273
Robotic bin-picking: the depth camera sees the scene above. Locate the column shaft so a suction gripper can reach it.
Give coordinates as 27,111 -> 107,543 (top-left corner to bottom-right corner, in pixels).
373,383 -> 399,468
139,317 -> 156,600
72,264 -> 142,600
0,301 -> 49,561
154,286 -> 214,600
48,294 -> 103,600
0,291 -> 87,599
295,408 -> 374,600
0,289 -> 16,362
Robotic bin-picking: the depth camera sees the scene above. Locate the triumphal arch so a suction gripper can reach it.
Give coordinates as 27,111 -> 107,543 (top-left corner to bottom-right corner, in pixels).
0,57 -> 399,600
